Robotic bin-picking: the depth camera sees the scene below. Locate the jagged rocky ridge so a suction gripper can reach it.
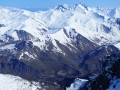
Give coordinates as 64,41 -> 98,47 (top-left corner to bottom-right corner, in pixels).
80,50 -> 120,90
0,32 -> 118,81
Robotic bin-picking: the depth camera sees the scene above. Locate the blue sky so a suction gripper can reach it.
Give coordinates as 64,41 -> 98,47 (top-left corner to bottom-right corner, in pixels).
0,0 -> 120,9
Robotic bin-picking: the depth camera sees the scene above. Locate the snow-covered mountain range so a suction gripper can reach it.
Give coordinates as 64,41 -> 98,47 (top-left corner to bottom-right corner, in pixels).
0,3 -> 120,48
0,3 -> 120,90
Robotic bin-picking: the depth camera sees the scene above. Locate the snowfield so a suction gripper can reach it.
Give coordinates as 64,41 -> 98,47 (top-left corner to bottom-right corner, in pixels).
66,78 -> 88,90
108,79 -> 120,90
0,74 -> 41,90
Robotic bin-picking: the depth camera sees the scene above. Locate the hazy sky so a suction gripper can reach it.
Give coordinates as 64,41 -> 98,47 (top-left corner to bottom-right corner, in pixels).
0,0 -> 120,8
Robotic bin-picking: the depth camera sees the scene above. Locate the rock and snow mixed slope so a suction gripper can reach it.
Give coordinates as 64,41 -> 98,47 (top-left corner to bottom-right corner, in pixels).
66,78 -> 88,90
0,3 -> 120,47
80,51 -> 120,90
37,3 -> 120,45
0,3 -> 120,89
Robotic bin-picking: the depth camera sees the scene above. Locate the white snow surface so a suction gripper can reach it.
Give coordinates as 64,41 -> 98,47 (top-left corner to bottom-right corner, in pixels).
114,42 -> 120,50
108,79 -> 120,90
0,3 -> 120,52
66,78 -> 88,90
0,44 -> 15,50
0,74 -> 41,90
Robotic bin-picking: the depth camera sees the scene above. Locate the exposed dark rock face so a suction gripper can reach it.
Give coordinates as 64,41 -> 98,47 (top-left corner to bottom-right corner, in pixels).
0,24 -> 5,27
80,51 -> 120,90
116,18 -> 120,25
0,59 -> 41,81
101,24 -> 111,33
57,77 -> 75,90
79,45 -> 118,75
15,30 -> 34,40
0,28 -> 118,89
15,40 -> 34,50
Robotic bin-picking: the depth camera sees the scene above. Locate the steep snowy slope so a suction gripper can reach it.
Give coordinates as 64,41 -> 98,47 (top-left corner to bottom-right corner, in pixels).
0,74 -> 41,90
0,4 -> 120,47
35,3 -> 120,45
0,7 -> 49,51
66,78 -> 88,90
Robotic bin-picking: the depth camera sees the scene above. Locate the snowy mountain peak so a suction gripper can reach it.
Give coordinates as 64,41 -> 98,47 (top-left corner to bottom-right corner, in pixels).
53,4 -> 70,11
1,3 -> 120,46
109,7 -> 120,18
114,7 -> 120,18
0,6 -> 20,11
73,2 -> 88,11
74,2 -> 87,8
52,3 -> 88,12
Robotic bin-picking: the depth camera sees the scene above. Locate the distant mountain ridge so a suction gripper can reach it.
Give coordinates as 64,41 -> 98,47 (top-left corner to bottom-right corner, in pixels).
0,3 -> 120,46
